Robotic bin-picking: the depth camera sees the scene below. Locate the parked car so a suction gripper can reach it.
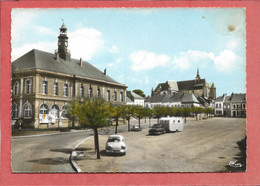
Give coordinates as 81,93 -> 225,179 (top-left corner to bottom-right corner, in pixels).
105,135 -> 126,155
131,125 -> 142,132
149,123 -> 166,135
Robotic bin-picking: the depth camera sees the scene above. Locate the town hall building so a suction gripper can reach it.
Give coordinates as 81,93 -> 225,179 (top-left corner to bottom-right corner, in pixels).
11,23 -> 127,129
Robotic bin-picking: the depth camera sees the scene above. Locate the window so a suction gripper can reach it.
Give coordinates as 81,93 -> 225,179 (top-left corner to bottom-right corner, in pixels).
80,84 -> 84,97
39,103 -> 49,115
219,104 -> 221,108
51,104 -> 59,119
63,83 -> 69,96
42,80 -> 48,94
107,90 -> 110,101
14,81 -> 19,96
12,104 -> 19,119
53,82 -> 59,95
216,104 -> 218,108
233,104 -> 236,109
120,91 -> 123,102
97,88 -> 101,99
61,105 -> 69,118
242,104 -> 246,109
113,90 -> 117,101
24,103 -> 32,118
89,86 -> 93,98
25,79 -> 32,94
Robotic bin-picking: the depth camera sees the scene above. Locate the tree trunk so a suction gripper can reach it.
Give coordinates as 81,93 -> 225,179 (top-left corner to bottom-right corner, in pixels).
93,127 -> 101,159
138,118 -> 141,129
115,118 -> 118,134
149,118 -> 151,128
127,119 -> 130,132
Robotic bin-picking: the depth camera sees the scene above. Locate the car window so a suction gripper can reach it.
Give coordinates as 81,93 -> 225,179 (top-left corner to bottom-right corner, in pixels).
108,137 -> 120,142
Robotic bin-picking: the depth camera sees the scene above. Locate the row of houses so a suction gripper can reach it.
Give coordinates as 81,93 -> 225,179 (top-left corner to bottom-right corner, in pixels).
126,91 -> 246,118
215,93 -> 246,118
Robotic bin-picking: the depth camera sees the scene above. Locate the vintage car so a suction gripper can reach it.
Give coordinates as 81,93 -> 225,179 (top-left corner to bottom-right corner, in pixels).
105,135 -> 126,155
131,125 -> 142,132
148,123 -> 166,135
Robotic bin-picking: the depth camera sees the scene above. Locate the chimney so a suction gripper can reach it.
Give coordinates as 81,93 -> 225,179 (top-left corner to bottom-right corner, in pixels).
55,50 -> 59,60
104,68 -> 106,75
79,58 -> 82,66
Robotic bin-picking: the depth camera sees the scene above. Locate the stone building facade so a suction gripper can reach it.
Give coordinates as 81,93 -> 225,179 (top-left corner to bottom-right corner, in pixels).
12,24 -> 127,129
214,93 -> 246,117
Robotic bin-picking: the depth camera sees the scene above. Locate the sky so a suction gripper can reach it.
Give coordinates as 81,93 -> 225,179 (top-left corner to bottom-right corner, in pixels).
11,8 -> 246,97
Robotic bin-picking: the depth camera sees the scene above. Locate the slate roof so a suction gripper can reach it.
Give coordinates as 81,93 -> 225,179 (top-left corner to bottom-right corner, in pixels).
230,93 -> 246,103
127,91 -> 144,102
215,94 -> 226,102
150,92 -> 199,104
12,49 -> 125,86
126,96 -> 133,103
177,79 -> 206,90
154,80 -> 179,92
224,96 -> 231,102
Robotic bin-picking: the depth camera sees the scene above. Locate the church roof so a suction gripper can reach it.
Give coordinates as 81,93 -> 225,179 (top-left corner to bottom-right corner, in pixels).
12,49 -> 125,86
177,79 -> 206,90
154,80 -> 179,93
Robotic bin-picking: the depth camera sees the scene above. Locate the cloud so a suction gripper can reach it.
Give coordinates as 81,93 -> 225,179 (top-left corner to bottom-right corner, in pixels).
213,50 -> 242,72
130,50 -> 170,71
108,58 -> 121,68
68,28 -> 104,61
172,50 -> 214,70
171,49 -> 242,72
12,41 -> 56,61
12,27 -> 104,61
109,45 -> 119,53
33,26 -> 57,36
227,40 -> 239,50
11,9 -> 38,44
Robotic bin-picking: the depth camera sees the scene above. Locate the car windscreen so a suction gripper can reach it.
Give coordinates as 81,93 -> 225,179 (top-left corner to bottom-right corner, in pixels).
152,124 -> 161,128
108,137 -> 120,142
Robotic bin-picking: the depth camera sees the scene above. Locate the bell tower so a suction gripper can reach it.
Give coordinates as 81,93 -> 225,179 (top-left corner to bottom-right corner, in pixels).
195,68 -> 201,83
57,23 -> 71,61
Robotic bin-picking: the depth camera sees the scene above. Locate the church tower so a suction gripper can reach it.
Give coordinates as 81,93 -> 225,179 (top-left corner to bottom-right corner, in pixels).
195,68 -> 201,83
57,23 -> 71,61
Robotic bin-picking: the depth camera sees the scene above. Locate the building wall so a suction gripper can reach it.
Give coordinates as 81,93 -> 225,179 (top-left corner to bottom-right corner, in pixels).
12,71 -> 126,129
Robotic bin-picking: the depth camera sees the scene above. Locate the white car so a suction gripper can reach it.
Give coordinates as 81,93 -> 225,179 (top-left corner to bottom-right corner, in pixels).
105,135 -> 126,155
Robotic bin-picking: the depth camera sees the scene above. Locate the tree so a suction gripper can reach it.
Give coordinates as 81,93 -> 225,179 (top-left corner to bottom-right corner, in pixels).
133,89 -> 146,98
205,107 -> 214,118
133,106 -> 146,128
110,105 -> 125,134
144,107 -> 153,128
183,107 -> 191,123
124,105 -> 134,132
153,106 -> 166,123
68,98 -> 111,159
192,106 -> 199,120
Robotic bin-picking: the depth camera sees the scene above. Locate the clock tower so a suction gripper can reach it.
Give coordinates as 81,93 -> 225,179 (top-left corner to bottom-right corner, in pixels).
57,23 -> 71,61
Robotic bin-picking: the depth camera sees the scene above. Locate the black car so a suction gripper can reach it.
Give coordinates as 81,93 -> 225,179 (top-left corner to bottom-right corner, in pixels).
149,124 -> 166,135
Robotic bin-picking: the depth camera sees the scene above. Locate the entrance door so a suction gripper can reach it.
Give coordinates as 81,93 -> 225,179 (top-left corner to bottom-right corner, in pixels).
233,111 -> 236,117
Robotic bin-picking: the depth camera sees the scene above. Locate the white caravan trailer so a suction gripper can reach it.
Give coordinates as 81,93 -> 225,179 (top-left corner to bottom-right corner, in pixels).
160,117 -> 184,132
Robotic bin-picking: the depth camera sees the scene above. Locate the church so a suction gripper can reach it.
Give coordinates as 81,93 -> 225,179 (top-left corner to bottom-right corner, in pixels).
151,69 -> 216,100
11,23 -> 127,129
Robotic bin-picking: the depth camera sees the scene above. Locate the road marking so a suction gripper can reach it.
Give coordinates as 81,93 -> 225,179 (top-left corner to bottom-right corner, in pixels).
70,136 -> 92,173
